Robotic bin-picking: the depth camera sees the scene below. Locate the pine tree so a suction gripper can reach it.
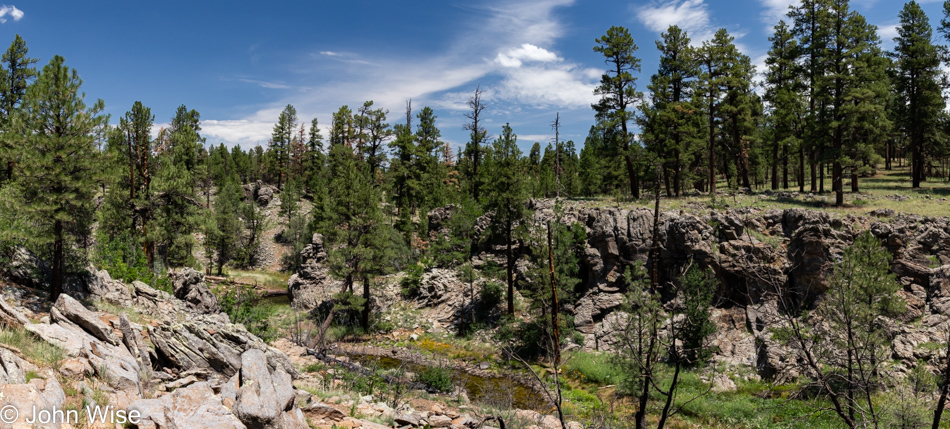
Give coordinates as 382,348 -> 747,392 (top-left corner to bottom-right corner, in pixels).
641,25 -> 702,197
764,20 -> 805,191
593,26 -> 643,199
790,0 -> 833,193
10,55 -> 106,301
483,124 -> 529,316
0,34 -> 38,129
462,87 -> 488,201
209,179 -> 243,275
270,104 -> 297,190
894,1 -> 944,188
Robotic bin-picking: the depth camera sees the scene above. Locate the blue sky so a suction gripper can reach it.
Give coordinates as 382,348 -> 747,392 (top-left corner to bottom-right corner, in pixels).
0,0 -> 945,152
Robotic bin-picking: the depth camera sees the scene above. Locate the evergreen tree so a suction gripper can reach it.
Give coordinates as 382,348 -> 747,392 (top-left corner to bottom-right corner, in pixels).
462,87 -> 488,201
269,104 -> 297,190
315,143 -> 399,330
764,20 -> 805,191
9,55 -> 106,301
151,157 -> 200,267
593,26 -> 643,199
209,179 -> 242,275
640,25 -> 702,197
789,0 -> 833,193
414,106 -> 446,211
894,1 -> 945,188
483,124 -> 529,316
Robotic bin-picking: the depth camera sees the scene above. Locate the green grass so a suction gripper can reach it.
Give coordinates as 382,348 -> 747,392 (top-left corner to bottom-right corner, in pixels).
0,326 -> 66,369
563,351 -> 620,385
227,269 -> 290,292
573,165 -> 950,219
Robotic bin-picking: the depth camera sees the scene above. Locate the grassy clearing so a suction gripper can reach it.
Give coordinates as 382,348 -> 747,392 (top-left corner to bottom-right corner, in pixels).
572,165 -> 950,219
0,326 -> 66,369
227,269 -> 290,292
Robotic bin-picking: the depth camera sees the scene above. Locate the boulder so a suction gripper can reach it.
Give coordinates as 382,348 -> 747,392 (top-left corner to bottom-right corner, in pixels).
129,381 -> 246,429
171,268 -> 221,314
5,246 -> 51,289
148,314 -> 296,378
0,370 -> 65,428
233,349 -> 308,429
86,269 -> 134,306
53,294 -> 118,345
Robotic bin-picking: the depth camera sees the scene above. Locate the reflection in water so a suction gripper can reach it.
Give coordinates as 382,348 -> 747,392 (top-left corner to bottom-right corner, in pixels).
348,354 -> 546,411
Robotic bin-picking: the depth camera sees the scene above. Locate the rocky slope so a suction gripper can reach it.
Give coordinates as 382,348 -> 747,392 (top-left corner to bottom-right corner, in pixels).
289,200 -> 950,382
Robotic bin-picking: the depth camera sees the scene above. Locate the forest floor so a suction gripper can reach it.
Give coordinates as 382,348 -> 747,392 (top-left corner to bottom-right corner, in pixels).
575,165 -> 950,218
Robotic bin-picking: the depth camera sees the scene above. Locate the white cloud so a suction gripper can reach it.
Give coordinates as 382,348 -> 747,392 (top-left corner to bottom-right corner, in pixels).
878,24 -> 898,41
495,43 -> 560,68
496,63 -> 599,108
201,119 -> 276,148
205,0 -> 584,148
0,5 -> 23,23
760,0 -> 798,30
636,0 -> 715,42
238,78 -> 291,89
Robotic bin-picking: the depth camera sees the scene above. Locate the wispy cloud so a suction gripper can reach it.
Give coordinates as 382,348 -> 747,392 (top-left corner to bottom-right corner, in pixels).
636,0 -> 716,42
759,0 -> 799,31
0,5 -> 23,23
212,0 -> 587,149
238,78 -> 291,89
878,24 -> 898,41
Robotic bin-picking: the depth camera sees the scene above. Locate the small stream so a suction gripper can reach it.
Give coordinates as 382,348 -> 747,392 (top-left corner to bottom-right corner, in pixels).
348,353 -> 547,411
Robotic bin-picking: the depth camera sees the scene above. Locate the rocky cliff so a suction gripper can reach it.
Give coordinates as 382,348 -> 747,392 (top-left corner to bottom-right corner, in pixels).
289,201 -> 950,382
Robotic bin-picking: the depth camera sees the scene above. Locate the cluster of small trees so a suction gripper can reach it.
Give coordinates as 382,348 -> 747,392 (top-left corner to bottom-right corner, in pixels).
582,0 -> 950,207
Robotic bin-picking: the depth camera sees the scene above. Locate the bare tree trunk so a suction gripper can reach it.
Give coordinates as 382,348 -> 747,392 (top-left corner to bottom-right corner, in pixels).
933,329 -> 950,429
50,220 -> 64,302
506,222 -> 514,316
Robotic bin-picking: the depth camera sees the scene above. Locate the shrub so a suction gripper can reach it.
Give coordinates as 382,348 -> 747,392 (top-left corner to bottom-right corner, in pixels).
415,366 -> 454,393
400,263 -> 425,298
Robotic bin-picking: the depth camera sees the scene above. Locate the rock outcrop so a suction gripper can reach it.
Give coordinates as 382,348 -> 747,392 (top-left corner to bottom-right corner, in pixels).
287,234 -> 342,311
171,268 -> 221,314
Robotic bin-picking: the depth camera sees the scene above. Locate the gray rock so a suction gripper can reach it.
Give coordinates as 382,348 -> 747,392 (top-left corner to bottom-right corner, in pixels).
0,297 -> 29,327
234,349 -> 308,429
171,268 -> 221,314
5,246 -> 51,289
129,381 -> 246,429
287,233 -> 343,311
53,293 -> 118,345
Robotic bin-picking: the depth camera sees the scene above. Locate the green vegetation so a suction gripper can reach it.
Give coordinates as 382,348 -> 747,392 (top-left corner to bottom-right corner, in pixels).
414,366 -> 454,393
0,326 -> 65,368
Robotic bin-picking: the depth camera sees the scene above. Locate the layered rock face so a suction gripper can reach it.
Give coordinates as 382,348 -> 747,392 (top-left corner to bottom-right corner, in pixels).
0,267 -> 308,429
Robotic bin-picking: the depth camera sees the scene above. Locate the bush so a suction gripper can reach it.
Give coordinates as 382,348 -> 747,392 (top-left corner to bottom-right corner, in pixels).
216,283 -> 275,342
478,281 -> 504,313
414,366 -> 454,393
400,263 -> 425,297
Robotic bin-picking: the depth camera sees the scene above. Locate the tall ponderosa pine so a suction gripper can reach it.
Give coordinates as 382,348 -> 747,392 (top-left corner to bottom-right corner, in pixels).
764,20 -> 805,191
315,143 -> 395,330
894,1 -> 944,188
593,26 -> 643,199
270,104 -> 297,191
11,55 -> 106,301
641,25 -> 702,197
0,34 -> 38,183
484,124 -> 529,316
